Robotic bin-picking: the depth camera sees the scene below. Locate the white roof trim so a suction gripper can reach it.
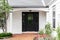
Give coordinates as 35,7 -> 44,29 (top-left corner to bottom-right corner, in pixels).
13,8 -> 49,12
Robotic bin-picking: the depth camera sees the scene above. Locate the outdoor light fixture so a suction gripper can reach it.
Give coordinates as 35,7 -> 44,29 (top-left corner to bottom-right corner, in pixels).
29,10 -> 32,12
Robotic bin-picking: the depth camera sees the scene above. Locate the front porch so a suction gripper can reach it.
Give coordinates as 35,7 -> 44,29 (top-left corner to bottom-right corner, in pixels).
7,8 -> 47,34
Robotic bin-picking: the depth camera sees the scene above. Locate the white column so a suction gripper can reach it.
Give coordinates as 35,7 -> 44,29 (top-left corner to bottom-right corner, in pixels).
7,12 -> 12,32
55,2 -> 60,29
9,12 -> 12,32
39,11 -> 46,30
46,11 -> 49,23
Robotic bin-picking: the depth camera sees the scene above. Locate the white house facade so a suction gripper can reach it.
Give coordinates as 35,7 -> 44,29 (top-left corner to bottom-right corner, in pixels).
0,0 -> 60,34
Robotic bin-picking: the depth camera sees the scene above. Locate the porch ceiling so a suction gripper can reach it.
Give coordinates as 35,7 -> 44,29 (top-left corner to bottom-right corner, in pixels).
8,0 -> 55,8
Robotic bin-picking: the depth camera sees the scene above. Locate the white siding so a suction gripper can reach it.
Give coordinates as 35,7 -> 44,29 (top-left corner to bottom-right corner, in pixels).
55,1 -> 60,28
48,0 -> 60,28
12,11 -> 22,34
46,7 -> 53,27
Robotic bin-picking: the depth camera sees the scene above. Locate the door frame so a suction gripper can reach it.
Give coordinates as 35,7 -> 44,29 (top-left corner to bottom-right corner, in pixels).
22,12 -> 39,32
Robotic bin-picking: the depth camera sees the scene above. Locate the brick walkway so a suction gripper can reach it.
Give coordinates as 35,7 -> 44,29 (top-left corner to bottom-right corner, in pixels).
5,33 -> 37,40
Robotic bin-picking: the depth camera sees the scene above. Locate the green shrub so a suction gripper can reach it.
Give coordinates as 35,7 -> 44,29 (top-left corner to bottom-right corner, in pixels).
0,33 -> 12,38
39,30 -> 44,35
0,33 -> 7,37
6,33 -> 12,37
45,23 -> 52,36
57,26 -> 60,40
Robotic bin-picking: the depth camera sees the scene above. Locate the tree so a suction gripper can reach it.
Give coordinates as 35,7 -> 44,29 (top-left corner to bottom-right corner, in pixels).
0,0 -> 12,32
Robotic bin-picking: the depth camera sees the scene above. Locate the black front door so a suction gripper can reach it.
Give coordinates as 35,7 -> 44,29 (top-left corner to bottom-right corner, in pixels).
22,12 -> 39,32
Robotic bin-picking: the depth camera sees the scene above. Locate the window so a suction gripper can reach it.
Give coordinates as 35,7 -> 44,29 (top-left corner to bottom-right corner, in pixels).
52,5 -> 56,28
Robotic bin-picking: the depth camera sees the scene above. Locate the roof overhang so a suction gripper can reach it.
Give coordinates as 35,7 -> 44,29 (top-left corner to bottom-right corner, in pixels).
12,6 -> 49,8
8,0 -> 54,8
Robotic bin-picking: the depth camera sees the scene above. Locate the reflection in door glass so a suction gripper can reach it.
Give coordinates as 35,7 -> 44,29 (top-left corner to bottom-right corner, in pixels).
28,14 -> 33,20
28,14 -> 33,24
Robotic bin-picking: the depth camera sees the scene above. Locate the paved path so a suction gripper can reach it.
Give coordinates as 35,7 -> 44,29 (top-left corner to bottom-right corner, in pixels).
5,33 -> 37,40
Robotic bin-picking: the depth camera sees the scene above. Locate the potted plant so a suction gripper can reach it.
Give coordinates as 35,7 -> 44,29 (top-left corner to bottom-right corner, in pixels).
44,23 -> 53,40
34,30 -> 44,40
45,23 -> 52,36
51,28 -> 57,39
36,30 -> 49,40
38,30 -> 44,37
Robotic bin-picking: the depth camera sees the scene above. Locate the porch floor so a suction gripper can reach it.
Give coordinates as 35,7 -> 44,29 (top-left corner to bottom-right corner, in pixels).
6,33 -> 38,40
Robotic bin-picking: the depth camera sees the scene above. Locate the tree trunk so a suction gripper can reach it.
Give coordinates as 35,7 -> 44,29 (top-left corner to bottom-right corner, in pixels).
5,13 -> 7,32
3,12 -> 7,32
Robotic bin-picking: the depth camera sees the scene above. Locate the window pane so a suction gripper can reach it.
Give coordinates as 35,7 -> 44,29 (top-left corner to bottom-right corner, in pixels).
53,19 -> 55,28
52,5 -> 56,28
